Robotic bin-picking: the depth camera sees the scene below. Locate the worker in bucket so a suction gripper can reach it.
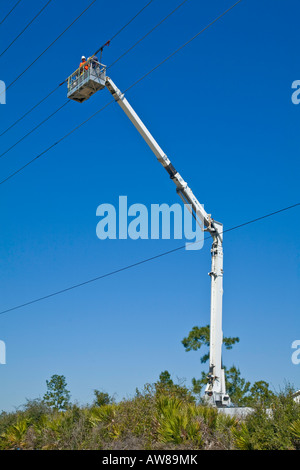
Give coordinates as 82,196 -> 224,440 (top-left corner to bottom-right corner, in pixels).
79,55 -> 89,73
91,54 -> 99,69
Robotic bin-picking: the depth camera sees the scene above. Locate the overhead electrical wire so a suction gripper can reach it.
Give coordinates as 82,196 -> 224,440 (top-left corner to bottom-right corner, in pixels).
0,0 -> 98,96
107,0 -> 190,70
94,0 -> 156,55
0,0 -> 53,58
0,101 -> 70,160
0,99 -> 115,185
124,0 -> 243,94
0,0 -> 189,160
0,202 -> 299,316
0,83 -> 65,138
109,0 -> 155,42
0,0 -> 157,139
0,0 -> 22,27
0,0 -> 243,182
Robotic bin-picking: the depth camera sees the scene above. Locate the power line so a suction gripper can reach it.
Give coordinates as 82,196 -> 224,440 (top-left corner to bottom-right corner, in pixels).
0,0 -> 157,140
125,0 -> 243,93
0,202 -> 298,316
2,0 -> 98,95
0,0 -> 22,26
0,0 -> 188,159
0,99 -> 115,186
111,0 -> 155,42
0,83 -> 65,138
107,0 -> 190,70
0,0 -> 53,58
94,0 -> 156,55
1,0 -> 155,98
0,101 -> 70,160
0,0 -> 244,186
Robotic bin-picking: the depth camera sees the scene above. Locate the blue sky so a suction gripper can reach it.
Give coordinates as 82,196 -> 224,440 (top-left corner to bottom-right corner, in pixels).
0,0 -> 299,411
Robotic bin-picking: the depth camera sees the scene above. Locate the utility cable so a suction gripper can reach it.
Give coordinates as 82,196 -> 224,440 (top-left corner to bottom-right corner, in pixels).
0,83 -> 65,138
0,99 -> 115,185
0,202 -> 298,316
0,0 -> 187,158
0,0 -> 53,58
107,0 -> 190,70
0,0 -> 156,139
93,0 -> 156,57
0,0 -> 244,185
0,0 -> 22,26
1,0 -> 98,95
0,101 -> 70,160
124,0 -> 243,93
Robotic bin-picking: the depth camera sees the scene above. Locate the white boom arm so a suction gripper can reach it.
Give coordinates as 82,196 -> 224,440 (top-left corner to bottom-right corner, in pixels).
105,76 -> 229,407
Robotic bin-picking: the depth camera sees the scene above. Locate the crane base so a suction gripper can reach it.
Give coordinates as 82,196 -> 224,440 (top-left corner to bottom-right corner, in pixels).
204,391 -> 231,408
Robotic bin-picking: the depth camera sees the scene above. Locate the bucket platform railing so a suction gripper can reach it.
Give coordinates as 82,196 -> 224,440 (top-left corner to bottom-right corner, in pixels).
67,58 -> 106,103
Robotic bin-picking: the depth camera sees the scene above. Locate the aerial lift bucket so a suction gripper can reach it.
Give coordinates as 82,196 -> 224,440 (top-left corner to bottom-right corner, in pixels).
67,58 -> 106,103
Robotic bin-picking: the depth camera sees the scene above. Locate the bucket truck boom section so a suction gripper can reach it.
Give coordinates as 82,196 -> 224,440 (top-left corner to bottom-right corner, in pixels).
104,75 -> 229,407
105,78 -> 210,227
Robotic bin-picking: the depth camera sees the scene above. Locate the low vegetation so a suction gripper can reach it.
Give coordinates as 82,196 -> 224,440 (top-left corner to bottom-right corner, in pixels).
0,373 -> 299,450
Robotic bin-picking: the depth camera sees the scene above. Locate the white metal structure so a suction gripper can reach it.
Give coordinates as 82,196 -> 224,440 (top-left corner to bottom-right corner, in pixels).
67,66 -> 230,407
67,58 -> 106,103
292,390 -> 300,403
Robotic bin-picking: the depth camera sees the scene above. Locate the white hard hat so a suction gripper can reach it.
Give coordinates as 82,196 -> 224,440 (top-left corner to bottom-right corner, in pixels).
81,55 -> 86,59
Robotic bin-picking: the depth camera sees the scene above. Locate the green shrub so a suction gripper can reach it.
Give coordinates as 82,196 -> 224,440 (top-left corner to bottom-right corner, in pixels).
0,418 -> 31,449
232,389 -> 300,450
0,383 -> 298,450
155,396 -> 203,446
